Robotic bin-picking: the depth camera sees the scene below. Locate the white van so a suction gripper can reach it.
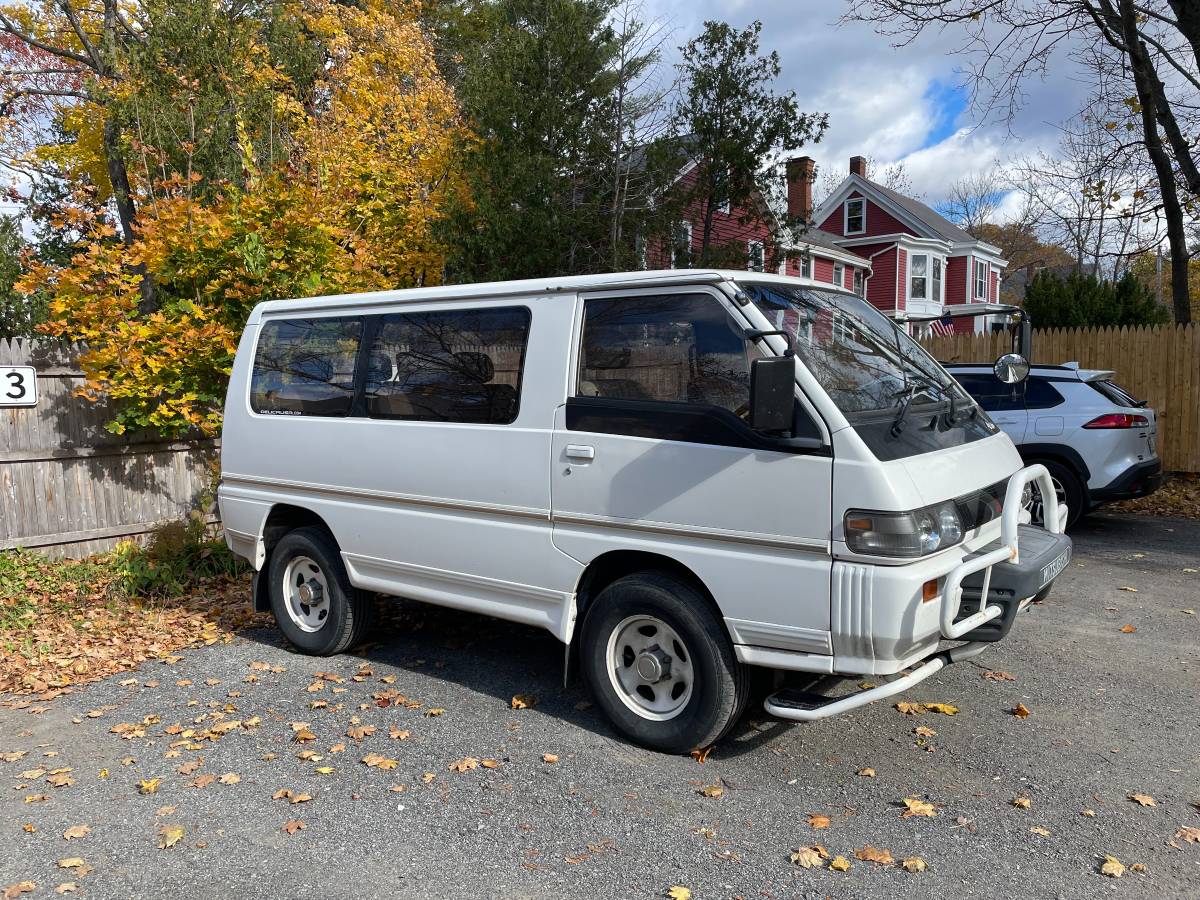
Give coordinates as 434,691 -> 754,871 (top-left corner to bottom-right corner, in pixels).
219,270 -> 1071,753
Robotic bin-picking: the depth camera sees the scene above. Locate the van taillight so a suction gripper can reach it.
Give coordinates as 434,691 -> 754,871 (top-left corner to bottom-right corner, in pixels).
1083,413 -> 1149,429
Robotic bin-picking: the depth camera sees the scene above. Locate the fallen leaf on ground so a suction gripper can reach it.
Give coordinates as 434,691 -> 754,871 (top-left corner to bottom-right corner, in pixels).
924,703 -> 958,715
313,766 -> 334,775
1119,586 -> 1138,592
1100,855 -> 1126,878
1120,624 -> 1137,633
346,725 -> 375,743
542,753 -> 559,764
1129,792 -> 1156,807
1082,809 -> 1095,817
666,888 -> 691,900
1030,826 -> 1051,836
55,884 -> 76,895
1176,826 -> 1200,843
62,826 -> 89,841
914,726 -> 937,738
699,783 -> 723,798
218,773 -> 240,785
895,702 -> 924,715
424,708 -> 445,717
361,753 -> 398,770
982,670 -> 1015,682
1012,796 -> 1031,809
158,825 -> 184,849
448,757 -> 479,773
828,855 -> 851,872
1130,863 -> 1147,874
3,883 -> 35,899
900,856 -> 927,873
389,727 -> 411,741
807,814 -> 830,830
1011,703 -> 1031,719
856,845 -> 895,865
190,774 -> 216,789
56,859 -> 84,870
510,694 -> 536,709
138,778 -> 160,795
282,820 -> 306,835
689,746 -> 712,764
481,759 -> 500,769
789,846 -> 827,868
857,767 -> 876,777
901,797 -> 937,818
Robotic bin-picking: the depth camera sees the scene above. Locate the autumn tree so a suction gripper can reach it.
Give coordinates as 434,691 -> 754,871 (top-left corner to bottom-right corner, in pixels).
671,20 -> 827,266
15,0 -> 467,436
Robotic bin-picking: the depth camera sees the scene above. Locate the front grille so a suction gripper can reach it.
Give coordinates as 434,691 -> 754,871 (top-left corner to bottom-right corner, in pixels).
955,479 -> 1007,532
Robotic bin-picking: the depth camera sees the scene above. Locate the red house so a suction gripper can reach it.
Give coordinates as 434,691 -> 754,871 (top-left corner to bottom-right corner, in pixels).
646,155 -> 873,293
803,155 -> 1008,334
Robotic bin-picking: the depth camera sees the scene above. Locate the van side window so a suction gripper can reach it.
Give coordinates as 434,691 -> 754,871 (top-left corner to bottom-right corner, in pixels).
577,294 -> 751,415
251,318 -> 363,417
364,307 -> 531,424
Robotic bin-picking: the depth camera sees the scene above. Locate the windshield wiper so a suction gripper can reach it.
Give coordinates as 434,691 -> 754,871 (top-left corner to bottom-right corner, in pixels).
890,384 -> 920,437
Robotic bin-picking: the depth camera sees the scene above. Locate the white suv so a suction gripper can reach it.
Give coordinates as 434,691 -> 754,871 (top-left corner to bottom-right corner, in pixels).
945,362 -> 1162,528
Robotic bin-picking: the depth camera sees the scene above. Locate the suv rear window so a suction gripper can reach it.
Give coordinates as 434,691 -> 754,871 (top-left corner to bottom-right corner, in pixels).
1090,379 -> 1143,408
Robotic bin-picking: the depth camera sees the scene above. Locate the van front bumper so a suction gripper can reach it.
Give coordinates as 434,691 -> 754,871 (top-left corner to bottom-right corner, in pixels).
764,464 -> 1069,722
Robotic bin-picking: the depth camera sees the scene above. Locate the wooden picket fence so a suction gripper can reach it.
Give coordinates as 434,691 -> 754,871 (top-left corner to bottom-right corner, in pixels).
1,338 -> 217,558
922,324 -> 1200,474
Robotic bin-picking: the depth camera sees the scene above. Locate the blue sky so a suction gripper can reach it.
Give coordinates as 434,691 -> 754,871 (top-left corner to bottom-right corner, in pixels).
643,0 -> 1089,208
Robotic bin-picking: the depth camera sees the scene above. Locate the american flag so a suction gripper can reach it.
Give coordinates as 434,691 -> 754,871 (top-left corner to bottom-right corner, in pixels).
929,316 -> 955,337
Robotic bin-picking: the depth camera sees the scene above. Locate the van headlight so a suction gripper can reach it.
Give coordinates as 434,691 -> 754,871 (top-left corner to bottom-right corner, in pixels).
844,502 -> 964,557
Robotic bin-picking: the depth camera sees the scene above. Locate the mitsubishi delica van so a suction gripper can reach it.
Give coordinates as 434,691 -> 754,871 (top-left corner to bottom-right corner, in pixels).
218,270 -> 1072,753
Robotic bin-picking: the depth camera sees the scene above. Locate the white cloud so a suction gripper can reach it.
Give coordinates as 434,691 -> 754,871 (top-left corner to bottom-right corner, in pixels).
641,0 -> 1087,206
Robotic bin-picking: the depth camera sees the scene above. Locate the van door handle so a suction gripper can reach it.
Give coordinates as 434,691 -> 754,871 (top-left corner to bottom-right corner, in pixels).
565,444 -> 595,461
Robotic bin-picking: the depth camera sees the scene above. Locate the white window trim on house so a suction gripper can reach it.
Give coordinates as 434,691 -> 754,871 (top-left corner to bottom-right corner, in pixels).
800,254 -> 812,279
974,258 -> 989,299
853,267 -> 864,296
671,222 -> 692,269
844,197 -> 866,235
832,262 -> 845,288
746,240 -> 765,272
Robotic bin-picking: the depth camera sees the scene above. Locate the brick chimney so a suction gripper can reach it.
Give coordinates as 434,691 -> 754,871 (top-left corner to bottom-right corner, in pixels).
850,155 -> 868,178
786,156 -> 816,223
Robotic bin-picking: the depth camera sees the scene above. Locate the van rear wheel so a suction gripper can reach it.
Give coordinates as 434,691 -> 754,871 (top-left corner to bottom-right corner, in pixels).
267,526 -> 371,656
580,572 -> 745,754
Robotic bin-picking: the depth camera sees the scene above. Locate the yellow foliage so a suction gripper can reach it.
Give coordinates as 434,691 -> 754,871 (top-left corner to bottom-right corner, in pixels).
25,0 -> 468,437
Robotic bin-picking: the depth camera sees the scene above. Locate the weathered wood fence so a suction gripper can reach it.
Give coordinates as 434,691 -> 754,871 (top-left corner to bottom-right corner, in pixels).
922,324 -> 1200,474
1,339 -> 216,558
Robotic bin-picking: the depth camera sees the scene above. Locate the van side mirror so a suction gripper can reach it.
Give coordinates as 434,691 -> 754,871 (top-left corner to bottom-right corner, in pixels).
993,352 -> 1030,384
749,356 -> 796,433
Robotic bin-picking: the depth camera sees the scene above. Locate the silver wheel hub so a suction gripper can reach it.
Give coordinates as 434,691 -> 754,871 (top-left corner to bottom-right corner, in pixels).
283,556 -> 331,633
606,615 -> 694,721
1024,477 -> 1066,526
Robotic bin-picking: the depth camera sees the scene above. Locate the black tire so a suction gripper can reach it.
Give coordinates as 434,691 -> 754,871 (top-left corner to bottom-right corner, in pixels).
580,571 -> 745,754
1027,458 -> 1086,530
267,526 -> 371,656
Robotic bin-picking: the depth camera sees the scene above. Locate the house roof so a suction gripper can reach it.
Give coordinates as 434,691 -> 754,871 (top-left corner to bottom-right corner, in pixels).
861,179 -> 977,243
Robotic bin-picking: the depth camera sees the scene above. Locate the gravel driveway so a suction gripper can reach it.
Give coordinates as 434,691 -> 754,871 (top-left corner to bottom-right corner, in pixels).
3,512 -> 1198,899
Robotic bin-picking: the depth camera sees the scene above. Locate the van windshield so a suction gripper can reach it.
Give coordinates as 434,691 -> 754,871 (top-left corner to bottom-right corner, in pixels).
739,282 -> 996,461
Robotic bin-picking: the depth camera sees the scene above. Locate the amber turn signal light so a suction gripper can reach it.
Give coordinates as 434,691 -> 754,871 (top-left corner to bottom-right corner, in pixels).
922,579 -> 939,602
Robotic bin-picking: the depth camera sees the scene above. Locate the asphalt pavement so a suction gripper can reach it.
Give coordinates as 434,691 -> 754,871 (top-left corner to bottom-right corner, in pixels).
2,512 -> 1198,899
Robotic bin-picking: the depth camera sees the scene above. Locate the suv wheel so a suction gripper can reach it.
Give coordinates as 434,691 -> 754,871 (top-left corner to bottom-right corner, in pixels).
1024,459 -> 1085,529
580,572 -> 745,754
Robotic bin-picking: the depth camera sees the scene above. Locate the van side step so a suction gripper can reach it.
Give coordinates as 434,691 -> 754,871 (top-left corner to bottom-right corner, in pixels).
761,642 -> 989,723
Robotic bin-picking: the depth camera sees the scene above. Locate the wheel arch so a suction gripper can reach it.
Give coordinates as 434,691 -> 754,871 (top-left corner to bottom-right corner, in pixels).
572,550 -> 726,644
1017,443 -> 1091,486
251,504 -> 337,612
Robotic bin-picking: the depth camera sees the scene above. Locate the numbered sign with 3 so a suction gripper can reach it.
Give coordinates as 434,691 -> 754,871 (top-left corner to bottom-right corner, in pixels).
1,365 -> 37,407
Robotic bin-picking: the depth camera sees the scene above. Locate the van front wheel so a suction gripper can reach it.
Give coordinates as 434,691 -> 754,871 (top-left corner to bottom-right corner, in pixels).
580,572 -> 745,754
267,527 -> 371,656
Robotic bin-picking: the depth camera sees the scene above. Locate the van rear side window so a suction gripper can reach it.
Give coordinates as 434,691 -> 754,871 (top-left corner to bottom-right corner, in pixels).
364,307 -> 531,424
251,318 -> 362,417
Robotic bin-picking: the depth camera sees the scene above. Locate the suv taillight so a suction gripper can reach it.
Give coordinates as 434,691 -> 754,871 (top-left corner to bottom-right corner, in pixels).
1083,413 -> 1149,429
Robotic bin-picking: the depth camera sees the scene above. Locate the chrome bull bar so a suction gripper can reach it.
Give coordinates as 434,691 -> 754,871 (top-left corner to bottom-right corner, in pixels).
939,464 -> 1066,640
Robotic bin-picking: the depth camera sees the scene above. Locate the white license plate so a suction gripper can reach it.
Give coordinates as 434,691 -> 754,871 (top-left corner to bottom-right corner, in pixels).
1040,548 -> 1071,586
